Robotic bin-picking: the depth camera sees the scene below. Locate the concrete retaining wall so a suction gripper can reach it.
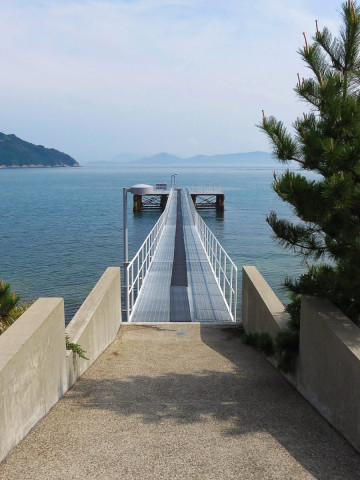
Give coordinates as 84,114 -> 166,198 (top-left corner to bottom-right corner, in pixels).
298,296 -> 360,452
241,266 -> 289,338
66,266 -> 121,387
0,266 -> 121,462
242,266 -> 360,452
0,298 -> 67,462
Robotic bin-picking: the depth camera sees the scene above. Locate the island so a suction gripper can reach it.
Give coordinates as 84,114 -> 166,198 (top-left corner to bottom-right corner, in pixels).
0,132 -> 79,168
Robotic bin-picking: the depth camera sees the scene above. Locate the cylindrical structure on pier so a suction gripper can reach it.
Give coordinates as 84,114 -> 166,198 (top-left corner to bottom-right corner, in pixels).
130,184 -> 153,212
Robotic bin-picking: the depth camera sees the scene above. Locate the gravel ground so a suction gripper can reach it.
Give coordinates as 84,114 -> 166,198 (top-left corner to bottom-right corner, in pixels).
1,323 -> 360,480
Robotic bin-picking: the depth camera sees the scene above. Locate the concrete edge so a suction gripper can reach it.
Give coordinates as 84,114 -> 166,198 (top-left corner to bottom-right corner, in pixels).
65,266 -> 122,386
0,298 -> 65,371
241,266 -> 290,338
66,266 -> 121,344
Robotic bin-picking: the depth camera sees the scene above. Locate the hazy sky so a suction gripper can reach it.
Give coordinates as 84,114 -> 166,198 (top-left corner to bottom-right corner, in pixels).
0,0 -> 343,161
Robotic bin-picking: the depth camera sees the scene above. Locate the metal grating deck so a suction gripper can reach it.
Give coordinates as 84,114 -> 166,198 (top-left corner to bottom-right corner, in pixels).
130,189 -> 233,323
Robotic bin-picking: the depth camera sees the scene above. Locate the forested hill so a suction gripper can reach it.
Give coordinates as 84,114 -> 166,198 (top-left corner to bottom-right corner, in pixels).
0,133 -> 79,168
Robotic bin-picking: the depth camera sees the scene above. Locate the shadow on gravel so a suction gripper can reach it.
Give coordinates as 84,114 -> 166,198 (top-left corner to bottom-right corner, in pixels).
62,325 -> 360,480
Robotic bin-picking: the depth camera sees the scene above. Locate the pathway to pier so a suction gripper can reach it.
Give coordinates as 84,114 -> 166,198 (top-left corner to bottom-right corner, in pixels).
1,324 -> 360,479
130,189 -> 233,322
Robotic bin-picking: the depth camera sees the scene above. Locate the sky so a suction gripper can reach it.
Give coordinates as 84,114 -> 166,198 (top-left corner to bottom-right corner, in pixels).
0,0 -> 344,162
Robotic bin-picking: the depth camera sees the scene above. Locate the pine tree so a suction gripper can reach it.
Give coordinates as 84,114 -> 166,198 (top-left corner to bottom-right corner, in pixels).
260,1 -> 360,326
0,278 -> 20,321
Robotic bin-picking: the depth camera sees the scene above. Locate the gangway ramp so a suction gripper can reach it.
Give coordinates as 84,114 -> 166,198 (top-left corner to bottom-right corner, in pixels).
125,188 -> 237,323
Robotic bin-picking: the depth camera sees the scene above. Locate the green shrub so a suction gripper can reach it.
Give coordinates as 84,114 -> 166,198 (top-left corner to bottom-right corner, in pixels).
0,278 -> 29,335
65,334 -> 89,360
243,332 -> 275,357
275,329 -> 299,373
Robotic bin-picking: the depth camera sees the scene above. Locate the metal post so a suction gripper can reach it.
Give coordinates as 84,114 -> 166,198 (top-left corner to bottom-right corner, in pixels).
229,265 -> 233,317
171,173 -> 178,188
123,188 -> 128,263
234,267 -> 238,321
123,187 -> 130,321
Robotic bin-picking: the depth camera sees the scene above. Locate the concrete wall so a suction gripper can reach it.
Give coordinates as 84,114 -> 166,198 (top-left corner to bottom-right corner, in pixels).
241,266 -> 289,338
298,296 -> 360,452
0,298 -> 67,462
242,266 -> 360,453
66,266 -> 121,387
0,266 -> 121,462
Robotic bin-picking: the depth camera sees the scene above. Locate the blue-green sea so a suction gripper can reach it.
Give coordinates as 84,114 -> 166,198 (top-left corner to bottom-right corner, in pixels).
0,165 -> 306,322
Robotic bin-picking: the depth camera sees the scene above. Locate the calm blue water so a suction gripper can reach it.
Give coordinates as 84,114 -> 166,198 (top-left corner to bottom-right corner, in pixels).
0,165 -> 306,322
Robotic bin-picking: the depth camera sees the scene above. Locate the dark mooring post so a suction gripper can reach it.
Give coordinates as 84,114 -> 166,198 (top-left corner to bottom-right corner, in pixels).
216,194 -> 225,210
160,194 -> 168,211
133,194 -> 143,212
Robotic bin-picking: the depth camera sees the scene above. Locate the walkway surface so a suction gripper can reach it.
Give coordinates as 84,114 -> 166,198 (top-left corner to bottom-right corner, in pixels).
1,324 -> 360,480
131,189 -> 233,323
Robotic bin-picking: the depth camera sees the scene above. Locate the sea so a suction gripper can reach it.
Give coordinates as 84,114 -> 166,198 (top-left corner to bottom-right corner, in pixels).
0,164 -> 307,322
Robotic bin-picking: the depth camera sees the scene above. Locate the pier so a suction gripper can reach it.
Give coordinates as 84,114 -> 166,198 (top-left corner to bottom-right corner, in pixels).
131,184 -> 225,211
123,186 -> 237,322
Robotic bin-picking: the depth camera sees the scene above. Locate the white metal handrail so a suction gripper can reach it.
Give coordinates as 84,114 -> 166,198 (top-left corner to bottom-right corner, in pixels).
187,185 -> 223,194
185,188 -> 238,321
125,188 -> 174,321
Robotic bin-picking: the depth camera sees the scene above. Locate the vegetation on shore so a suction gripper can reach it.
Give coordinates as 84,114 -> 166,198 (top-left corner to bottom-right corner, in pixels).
0,132 -> 79,168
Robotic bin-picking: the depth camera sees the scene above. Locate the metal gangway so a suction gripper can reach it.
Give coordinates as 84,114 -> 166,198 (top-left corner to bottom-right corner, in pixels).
123,188 -> 237,322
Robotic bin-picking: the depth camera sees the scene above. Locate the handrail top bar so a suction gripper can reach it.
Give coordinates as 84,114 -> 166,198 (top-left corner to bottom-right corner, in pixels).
127,185 -> 224,194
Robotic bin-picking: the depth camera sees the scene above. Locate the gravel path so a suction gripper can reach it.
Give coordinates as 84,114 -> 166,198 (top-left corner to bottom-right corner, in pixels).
1,323 -> 360,479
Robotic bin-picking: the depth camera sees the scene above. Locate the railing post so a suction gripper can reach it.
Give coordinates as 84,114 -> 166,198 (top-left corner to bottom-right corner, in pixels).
234,267 -> 238,320
137,255 -> 140,294
131,263 -> 134,309
229,264 -> 233,317
223,256 -> 226,294
123,262 -> 130,321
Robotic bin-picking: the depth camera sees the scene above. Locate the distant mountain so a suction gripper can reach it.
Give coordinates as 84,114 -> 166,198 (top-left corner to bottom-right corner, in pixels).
135,152 -> 183,164
0,133 -> 79,168
88,150 -> 298,168
131,151 -> 276,166
112,153 -> 143,163
188,151 -> 273,164
87,153 -> 143,166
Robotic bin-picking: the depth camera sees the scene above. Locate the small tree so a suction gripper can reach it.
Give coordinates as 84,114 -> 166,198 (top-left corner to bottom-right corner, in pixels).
0,278 -> 22,334
260,0 -> 360,326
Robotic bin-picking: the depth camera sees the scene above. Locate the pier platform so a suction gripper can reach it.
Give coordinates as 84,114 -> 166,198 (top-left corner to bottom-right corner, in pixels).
127,188 -> 234,322
132,185 -> 225,211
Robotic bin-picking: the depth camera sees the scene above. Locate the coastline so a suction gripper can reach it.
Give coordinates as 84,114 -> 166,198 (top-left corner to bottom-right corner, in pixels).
0,163 -> 81,168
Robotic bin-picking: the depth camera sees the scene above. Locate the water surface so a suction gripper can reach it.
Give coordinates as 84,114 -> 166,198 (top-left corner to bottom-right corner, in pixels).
0,165 -> 306,321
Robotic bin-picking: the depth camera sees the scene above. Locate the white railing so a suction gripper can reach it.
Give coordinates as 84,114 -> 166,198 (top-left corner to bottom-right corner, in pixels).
185,188 -> 238,321
187,185 -> 223,194
125,189 -> 174,321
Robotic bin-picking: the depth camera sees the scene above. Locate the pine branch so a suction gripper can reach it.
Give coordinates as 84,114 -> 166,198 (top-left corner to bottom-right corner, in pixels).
258,115 -> 300,163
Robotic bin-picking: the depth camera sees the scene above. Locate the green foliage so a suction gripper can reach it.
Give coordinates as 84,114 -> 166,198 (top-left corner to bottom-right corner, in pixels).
275,330 -> 299,373
0,132 -> 79,167
0,278 -> 20,319
65,334 -> 89,360
243,329 -> 299,373
243,332 -> 275,356
259,1 -> 360,329
0,278 -> 29,334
